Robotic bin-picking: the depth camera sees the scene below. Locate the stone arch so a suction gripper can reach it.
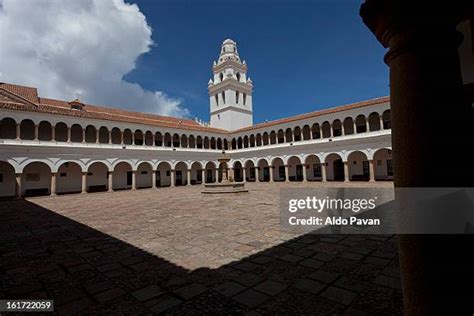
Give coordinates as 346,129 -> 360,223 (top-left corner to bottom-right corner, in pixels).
136,162 -> 153,189
111,127 -> 121,144
188,135 -> 195,148
294,126 -> 302,141
20,119 -> 35,140
285,128 -> 293,142
355,115 -> 367,133
181,134 -> 188,148
173,133 -> 180,147
174,161 -> 188,186
263,132 -> 269,145
85,125 -> 97,143
231,138 -> 237,150
325,153 -> 344,181
134,130 -> 144,146
368,112 -> 381,131
70,124 -> 83,143
311,123 -> 321,139
347,151 -> 370,181
54,122 -> 68,142
244,160 -> 256,182
372,148 -> 393,180
196,136 -> 203,149
332,119 -> 342,137
233,161 -> 243,182
302,125 -> 311,140
277,129 -> 284,143
343,117 -> 355,135
190,161 -> 203,184
155,132 -> 163,146
145,131 -> 153,146
38,121 -> 52,141
99,126 -> 109,144
287,156 -> 303,181
257,158 -> 270,181
56,161 -> 82,194
0,161 -> 16,198
203,136 -> 210,149
157,161 -> 172,187
237,137 -> 243,149
249,134 -> 255,147
321,121 -> 331,138
22,161 -> 51,196
270,131 -> 277,144
87,161 -> 109,192
256,134 -> 262,146
0,117 -> 16,139
271,157 -> 285,181
205,161 -> 216,183
305,155 -> 322,181
243,135 -> 249,148
164,133 -> 172,147
210,137 -> 216,149
113,161 -> 133,190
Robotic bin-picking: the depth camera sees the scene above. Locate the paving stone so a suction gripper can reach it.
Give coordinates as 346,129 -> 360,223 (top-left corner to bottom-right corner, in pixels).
308,270 -> 341,284
149,295 -> 182,314
213,281 -> 246,297
232,289 -> 270,308
334,277 -> 368,293
253,280 -> 287,296
320,286 -> 358,305
173,283 -> 207,300
373,275 -> 402,290
293,278 -> 326,295
364,256 -> 390,266
312,252 -> 337,262
234,261 -> 260,272
249,256 -> 273,264
94,287 -> 126,303
340,252 -> 364,261
234,272 -> 265,287
132,285 -> 164,301
299,258 -> 325,269
281,254 -> 304,263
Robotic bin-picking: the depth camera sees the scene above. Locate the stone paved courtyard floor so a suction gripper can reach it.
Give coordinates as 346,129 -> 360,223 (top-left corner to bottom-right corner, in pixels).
0,182 -> 403,315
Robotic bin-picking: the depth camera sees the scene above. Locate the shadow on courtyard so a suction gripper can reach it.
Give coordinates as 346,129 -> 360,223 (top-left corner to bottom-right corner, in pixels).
0,199 -> 403,315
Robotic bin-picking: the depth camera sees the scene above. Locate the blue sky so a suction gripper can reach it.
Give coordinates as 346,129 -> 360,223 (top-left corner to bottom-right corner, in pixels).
125,0 -> 389,123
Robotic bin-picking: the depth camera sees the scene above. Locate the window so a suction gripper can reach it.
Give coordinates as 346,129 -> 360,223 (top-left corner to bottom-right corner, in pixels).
243,93 -> 246,105
215,94 -> 219,106
219,73 -> 223,82
313,164 -> 322,177
217,114 -> 220,120
236,91 -> 239,104
222,92 -> 225,104
236,72 -> 241,81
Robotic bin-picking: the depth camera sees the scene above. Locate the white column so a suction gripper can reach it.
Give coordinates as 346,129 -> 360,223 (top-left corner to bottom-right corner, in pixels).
152,170 -> 157,188
170,169 -> 175,187
15,173 -> 22,199
344,161 -> 350,182
321,163 -> 327,182
108,172 -> 113,192
81,172 -> 87,194
201,169 -> 205,184
369,160 -> 375,182
284,165 -> 289,182
187,169 -> 191,185
108,130 -> 112,144
52,125 -> 56,142
131,171 -> 137,190
255,167 -> 261,182
96,130 -> 99,144
81,128 -> 85,143
302,165 -> 307,182
243,167 -> 247,182
16,123 -> 21,140
50,173 -> 57,196
67,127 -> 71,143
380,116 -> 384,130
34,125 -> 39,141
215,168 -> 219,183
269,166 -> 274,182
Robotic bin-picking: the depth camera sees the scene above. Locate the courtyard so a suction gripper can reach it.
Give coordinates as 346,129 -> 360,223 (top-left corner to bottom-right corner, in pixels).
0,182 -> 402,315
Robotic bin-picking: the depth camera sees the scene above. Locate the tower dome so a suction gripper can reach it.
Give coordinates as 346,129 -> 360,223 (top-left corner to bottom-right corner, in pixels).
218,38 -> 241,64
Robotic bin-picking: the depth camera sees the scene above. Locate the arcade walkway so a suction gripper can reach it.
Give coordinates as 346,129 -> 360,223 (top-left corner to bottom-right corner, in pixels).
0,182 -> 401,314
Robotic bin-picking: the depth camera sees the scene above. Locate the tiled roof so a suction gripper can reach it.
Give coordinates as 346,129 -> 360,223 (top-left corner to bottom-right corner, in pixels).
234,96 -> 390,132
0,82 -> 390,135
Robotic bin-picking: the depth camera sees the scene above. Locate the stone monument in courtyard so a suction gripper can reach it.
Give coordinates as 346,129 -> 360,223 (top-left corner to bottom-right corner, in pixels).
202,151 -> 248,194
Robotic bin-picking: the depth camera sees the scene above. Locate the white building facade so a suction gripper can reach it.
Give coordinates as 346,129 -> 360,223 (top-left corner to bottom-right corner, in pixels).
0,39 -> 393,198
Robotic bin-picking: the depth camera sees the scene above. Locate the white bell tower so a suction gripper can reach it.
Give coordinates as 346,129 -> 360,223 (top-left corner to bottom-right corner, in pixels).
208,39 -> 253,131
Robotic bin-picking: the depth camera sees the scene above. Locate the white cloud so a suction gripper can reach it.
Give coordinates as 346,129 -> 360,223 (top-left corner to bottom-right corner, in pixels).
0,0 -> 189,117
